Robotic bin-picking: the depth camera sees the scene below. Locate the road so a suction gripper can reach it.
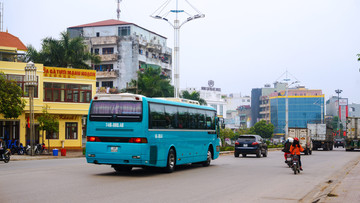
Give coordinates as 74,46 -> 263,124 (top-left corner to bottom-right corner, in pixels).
0,148 -> 359,203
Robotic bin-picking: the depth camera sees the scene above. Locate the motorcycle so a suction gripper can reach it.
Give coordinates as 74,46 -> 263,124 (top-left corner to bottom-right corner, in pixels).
0,148 -> 11,163
10,140 -> 25,155
291,155 -> 301,174
285,154 -> 292,167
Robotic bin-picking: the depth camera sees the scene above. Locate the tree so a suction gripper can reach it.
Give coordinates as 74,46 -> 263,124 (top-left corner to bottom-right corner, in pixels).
249,120 -> 274,139
37,105 -> 59,149
181,90 -> 207,105
128,67 -> 174,97
26,31 -> 100,69
220,128 -> 236,147
0,72 -> 26,119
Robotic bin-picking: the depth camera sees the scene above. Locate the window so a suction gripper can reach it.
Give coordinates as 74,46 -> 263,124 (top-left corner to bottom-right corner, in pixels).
44,82 -> 92,103
66,123 -> 78,139
46,125 -> 59,140
118,26 -> 130,36
94,64 -> 113,71
149,103 -> 216,130
96,32 -> 100,37
5,74 -> 39,97
102,81 -> 113,88
150,103 -> 166,129
94,49 -> 99,55
102,48 -> 114,54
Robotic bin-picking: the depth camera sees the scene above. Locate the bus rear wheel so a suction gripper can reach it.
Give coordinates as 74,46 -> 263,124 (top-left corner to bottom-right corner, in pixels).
202,149 -> 212,167
164,149 -> 176,173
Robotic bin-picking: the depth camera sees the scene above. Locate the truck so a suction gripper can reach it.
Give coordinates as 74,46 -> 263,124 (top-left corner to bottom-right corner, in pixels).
288,128 -> 312,155
345,117 -> 360,151
308,123 -> 333,151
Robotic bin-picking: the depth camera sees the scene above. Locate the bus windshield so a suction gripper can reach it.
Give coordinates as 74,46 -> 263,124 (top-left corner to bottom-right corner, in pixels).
89,101 -> 142,122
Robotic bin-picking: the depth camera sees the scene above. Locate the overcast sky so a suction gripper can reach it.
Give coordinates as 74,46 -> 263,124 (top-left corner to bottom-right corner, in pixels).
4,0 -> 360,103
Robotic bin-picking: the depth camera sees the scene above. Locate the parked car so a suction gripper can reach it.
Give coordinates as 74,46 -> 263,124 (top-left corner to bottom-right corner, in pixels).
334,138 -> 345,148
234,135 -> 268,158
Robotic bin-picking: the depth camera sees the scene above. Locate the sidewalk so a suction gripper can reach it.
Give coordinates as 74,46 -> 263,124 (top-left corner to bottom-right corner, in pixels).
10,150 -> 84,161
320,156 -> 360,202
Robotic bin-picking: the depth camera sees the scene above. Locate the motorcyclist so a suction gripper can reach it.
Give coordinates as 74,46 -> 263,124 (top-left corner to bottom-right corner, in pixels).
282,137 -> 293,164
290,137 -> 304,171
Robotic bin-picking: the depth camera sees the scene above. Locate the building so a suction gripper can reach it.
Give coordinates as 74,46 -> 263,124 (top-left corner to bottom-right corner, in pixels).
224,93 -> 251,129
326,96 -> 350,130
269,88 -> 324,137
349,103 -> 360,117
184,81 -> 227,119
0,32 -> 96,149
251,82 -> 287,126
67,19 -> 172,92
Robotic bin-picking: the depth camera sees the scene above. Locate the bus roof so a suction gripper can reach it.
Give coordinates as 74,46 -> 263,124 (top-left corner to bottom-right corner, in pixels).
92,93 -> 215,111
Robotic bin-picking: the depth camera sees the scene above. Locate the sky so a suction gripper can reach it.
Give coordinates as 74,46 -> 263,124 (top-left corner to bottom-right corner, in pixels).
3,0 -> 360,103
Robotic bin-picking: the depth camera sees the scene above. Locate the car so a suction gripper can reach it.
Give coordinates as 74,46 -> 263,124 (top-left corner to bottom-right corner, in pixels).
234,134 -> 268,158
334,138 -> 344,148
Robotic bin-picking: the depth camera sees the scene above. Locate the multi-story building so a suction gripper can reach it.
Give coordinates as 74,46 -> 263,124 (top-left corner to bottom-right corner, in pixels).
224,93 -> 251,129
269,87 -> 324,136
326,96 -> 350,130
0,32 -> 96,149
251,82 -> 287,126
238,105 -> 251,129
67,19 -> 172,92
184,81 -> 227,119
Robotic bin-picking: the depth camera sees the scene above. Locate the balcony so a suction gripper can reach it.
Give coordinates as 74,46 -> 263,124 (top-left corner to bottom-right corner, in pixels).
96,70 -> 118,79
91,36 -> 117,46
100,54 -> 118,62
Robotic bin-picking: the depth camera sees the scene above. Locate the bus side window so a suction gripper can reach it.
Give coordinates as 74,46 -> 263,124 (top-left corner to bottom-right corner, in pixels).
150,103 -> 166,129
198,110 -> 206,129
178,107 -> 189,129
165,105 -> 178,129
188,109 -> 197,129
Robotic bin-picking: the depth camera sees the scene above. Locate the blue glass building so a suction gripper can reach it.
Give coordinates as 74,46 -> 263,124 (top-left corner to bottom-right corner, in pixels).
270,96 -> 324,136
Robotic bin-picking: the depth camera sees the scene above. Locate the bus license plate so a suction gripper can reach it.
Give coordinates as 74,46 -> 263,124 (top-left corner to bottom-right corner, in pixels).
111,147 -> 118,152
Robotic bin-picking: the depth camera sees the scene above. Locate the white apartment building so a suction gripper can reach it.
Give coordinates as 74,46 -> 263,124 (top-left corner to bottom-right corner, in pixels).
67,19 -> 172,91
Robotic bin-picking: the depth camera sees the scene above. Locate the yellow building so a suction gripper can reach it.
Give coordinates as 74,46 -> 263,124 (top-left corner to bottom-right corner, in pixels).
0,32 -> 96,150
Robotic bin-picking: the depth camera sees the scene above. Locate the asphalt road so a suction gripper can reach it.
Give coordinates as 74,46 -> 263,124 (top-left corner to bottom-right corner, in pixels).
0,148 -> 359,203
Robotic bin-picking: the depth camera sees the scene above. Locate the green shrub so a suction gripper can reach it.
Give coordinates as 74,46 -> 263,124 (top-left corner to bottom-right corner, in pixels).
220,146 -> 234,151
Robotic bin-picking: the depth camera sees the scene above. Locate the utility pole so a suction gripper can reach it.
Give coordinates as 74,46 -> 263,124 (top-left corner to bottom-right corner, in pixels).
151,0 -> 205,98
335,89 -> 342,137
117,0 -> 122,20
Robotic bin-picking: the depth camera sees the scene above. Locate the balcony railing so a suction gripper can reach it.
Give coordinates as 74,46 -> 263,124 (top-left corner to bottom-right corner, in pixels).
91,36 -> 117,45
100,54 -> 117,62
96,70 -> 118,79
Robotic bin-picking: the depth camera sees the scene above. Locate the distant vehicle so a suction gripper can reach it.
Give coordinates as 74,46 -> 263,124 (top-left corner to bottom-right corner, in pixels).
86,93 -> 221,173
334,139 -> 344,148
288,128 -> 312,155
234,135 -> 268,158
308,124 -> 333,151
345,117 -> 360,151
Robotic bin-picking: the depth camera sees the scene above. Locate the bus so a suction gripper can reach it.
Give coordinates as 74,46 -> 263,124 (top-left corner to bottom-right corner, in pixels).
86,93 -> 221,173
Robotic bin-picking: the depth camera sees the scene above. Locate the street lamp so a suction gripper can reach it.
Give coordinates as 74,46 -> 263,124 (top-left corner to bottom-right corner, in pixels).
151,0 -> 205,98
335,89 -> 342,137
285,80 -> 300,138
24,61 -> 37,156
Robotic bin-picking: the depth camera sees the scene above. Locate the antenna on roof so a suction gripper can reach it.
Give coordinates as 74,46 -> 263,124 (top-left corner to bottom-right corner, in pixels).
117,0 -> 122,20
0,2 -> 3,32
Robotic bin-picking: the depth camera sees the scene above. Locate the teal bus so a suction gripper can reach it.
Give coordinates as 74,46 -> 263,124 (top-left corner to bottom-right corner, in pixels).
86,93 -> 221,172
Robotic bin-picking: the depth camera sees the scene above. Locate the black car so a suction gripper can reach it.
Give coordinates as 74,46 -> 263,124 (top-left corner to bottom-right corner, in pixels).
334,139 -> 344,148
234,135 -> 268,158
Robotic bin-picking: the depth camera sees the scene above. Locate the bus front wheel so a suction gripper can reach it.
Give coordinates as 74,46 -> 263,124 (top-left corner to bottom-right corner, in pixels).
164,149 -> 176,173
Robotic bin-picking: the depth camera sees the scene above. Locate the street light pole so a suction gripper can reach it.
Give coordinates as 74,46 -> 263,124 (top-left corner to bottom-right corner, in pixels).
25,62 -> 37,156
335,89 -> 342,137
151,0 -> 205,98
285,80 -> 299,138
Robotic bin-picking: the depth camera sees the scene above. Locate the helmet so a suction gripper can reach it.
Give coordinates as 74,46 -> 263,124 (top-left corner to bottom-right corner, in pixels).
294,137 -> 299,141
287,137 -> 294,143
